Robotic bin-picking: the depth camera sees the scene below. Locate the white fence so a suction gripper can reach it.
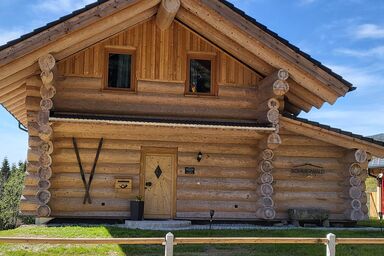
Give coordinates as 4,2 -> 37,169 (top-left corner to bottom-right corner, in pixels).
1,233 -> 384,256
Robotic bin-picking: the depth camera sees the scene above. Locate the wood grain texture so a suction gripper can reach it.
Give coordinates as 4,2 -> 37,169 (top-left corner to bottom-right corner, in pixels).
272,130 -> 365,219
38,120 -> 264,218
57,18 -> 260,86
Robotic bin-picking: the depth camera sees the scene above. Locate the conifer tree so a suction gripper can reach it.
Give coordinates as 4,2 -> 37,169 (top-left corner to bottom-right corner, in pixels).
1,158 -> 10,182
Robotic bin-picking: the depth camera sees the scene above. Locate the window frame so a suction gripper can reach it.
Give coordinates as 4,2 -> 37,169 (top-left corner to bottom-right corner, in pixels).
103,46 -> 137,92
185,52 -> 217,97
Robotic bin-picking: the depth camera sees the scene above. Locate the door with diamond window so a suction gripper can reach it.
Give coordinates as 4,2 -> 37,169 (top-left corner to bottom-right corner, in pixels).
141,149 -> 176,219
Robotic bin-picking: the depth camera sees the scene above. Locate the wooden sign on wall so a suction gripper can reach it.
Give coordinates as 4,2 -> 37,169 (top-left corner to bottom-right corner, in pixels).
185,167 -> 195,175
290,164 -> 325,177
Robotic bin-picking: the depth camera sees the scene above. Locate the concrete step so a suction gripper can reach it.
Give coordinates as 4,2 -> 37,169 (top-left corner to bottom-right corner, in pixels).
123,220 -> 192,230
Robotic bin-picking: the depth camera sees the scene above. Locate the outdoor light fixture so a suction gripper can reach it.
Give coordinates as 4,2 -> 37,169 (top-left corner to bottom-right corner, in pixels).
197,151 -> 203,162
209,209 -> 215,230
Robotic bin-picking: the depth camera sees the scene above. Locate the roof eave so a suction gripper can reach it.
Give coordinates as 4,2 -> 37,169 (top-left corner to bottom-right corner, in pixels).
281,115 -> 384,158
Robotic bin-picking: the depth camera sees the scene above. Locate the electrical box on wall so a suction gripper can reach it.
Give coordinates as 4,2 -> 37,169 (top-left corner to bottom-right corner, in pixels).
114,177 -> 132,191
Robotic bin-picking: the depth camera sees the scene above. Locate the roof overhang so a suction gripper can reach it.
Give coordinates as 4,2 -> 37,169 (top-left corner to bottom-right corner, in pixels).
49,115 -> 275,132
0,0 -> 354,125
281,115 -> 384,158
49,115 -> 274,143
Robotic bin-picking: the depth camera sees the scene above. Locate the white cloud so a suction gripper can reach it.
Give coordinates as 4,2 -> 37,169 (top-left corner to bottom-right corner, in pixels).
34,0 -> 95,13
335,46 -> 384,58
326,64 -> 382,89
301,107 -> 384,136
0,28 -> 25,46
301,62 -> 384,136
354,24 -> 384,39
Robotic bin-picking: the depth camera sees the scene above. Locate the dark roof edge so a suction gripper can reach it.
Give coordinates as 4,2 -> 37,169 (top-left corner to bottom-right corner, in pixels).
283,113 -> 384,148
0,0 -> 110,52
218,0 -> 353,91
0,0 -> 353,91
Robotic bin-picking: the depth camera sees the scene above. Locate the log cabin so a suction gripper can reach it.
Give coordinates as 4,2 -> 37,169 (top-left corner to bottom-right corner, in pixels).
1,0 -> 384,224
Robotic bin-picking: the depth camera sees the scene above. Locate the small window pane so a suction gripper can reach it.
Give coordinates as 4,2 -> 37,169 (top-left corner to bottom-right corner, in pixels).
189,59 -> 211,93
108,53 -> 132,89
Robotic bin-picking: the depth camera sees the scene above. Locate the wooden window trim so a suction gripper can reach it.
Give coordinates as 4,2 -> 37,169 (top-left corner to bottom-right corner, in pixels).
185,52 -> 218,97
103,47 -> 137,93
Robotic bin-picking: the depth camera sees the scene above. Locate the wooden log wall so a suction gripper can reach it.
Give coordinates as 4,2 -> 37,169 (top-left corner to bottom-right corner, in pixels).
21,63 -> 57,217
255,69 -> 289,147
22,119 -> 370,221
20,76 -> 42,216
342,149 -> 369,221
271,129 -> 369,220
54,18 -> 262,121
256,147 -> 275,220
27,120 -> 265,218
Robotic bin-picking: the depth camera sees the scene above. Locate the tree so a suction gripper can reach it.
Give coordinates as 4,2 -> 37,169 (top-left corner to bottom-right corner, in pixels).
0,163 -> 25,230
1,158 -> 10,182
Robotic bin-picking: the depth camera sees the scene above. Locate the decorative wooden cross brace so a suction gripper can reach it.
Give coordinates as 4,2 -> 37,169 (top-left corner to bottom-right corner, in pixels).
72,137 -> 104,204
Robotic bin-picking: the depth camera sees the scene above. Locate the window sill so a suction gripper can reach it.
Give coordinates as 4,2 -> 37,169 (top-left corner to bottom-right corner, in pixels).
184,93 -> 218,98
102,87 -> 137,94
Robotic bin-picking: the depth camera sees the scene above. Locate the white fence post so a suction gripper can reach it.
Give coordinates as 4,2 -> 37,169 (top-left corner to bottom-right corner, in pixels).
326,233 -> 336,256
164,232 -> 174,256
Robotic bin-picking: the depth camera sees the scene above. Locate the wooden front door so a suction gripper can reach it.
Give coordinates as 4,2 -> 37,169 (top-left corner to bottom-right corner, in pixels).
141,148 -> 176,219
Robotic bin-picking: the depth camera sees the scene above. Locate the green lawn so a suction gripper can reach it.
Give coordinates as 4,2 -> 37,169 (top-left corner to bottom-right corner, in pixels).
1,225 -> 384,256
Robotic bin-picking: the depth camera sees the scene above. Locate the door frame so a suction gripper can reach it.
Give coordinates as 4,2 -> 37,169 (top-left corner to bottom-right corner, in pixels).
140,147 -> 178,219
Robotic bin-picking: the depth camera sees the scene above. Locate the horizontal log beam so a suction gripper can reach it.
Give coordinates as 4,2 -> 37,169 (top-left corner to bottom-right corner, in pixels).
156,0 -> 180,31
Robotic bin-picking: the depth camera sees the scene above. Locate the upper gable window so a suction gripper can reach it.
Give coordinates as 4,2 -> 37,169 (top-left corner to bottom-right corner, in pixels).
186,53 -> 216,96
104,47 -> 136,91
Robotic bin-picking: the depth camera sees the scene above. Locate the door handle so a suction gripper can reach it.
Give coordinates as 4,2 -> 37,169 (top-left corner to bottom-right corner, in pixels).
145,181 -> 152,187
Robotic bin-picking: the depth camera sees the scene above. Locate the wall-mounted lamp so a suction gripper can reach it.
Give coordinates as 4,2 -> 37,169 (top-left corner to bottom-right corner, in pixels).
197,151 -> 203,162
209,209 -> 215,230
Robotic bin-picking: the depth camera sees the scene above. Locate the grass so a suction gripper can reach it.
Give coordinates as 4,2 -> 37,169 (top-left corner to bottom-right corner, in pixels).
1,225 -> 384,256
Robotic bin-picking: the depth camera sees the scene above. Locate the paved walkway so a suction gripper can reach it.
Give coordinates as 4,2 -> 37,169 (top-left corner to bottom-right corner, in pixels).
117,221 -> 384,231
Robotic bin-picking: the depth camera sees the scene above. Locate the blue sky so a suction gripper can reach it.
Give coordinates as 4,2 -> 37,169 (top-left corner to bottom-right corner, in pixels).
0,0 -> 384,163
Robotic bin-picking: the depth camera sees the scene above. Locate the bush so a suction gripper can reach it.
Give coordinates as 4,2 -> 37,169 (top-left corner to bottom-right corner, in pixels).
0,160 -> 26,230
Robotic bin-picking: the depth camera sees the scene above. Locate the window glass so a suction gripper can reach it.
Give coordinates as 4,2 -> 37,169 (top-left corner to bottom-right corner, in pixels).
108,53 -> 132,89
189,59 -> 211,93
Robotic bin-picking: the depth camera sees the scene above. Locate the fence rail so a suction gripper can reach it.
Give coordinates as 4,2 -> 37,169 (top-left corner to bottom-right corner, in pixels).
1,233 -> 384,256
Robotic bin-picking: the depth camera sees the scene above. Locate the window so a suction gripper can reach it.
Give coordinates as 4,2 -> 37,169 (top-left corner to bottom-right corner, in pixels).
186,53 -> 216,96
104,47 -> 136,91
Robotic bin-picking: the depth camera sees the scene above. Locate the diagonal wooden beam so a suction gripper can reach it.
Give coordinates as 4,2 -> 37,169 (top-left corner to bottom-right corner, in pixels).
280,116 -> 384,158
83,138 -> 104,204
72,137 -> 92,204
0,0 -> 161,83
0,0 -> 142,67
180,0 -> 343,104
55,8 -> 158,61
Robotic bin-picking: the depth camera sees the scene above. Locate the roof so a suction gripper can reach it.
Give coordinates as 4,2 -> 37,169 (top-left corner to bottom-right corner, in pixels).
0,0 -> 365,128
371,133 -> 384,142
369,157 -> 384,169
218,1 -> 353,91
368,134 -> 384,168
0,0 -> 353,91
50,112 -> 275,131
0,0 -> 109,52
283,113 -> 384,148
